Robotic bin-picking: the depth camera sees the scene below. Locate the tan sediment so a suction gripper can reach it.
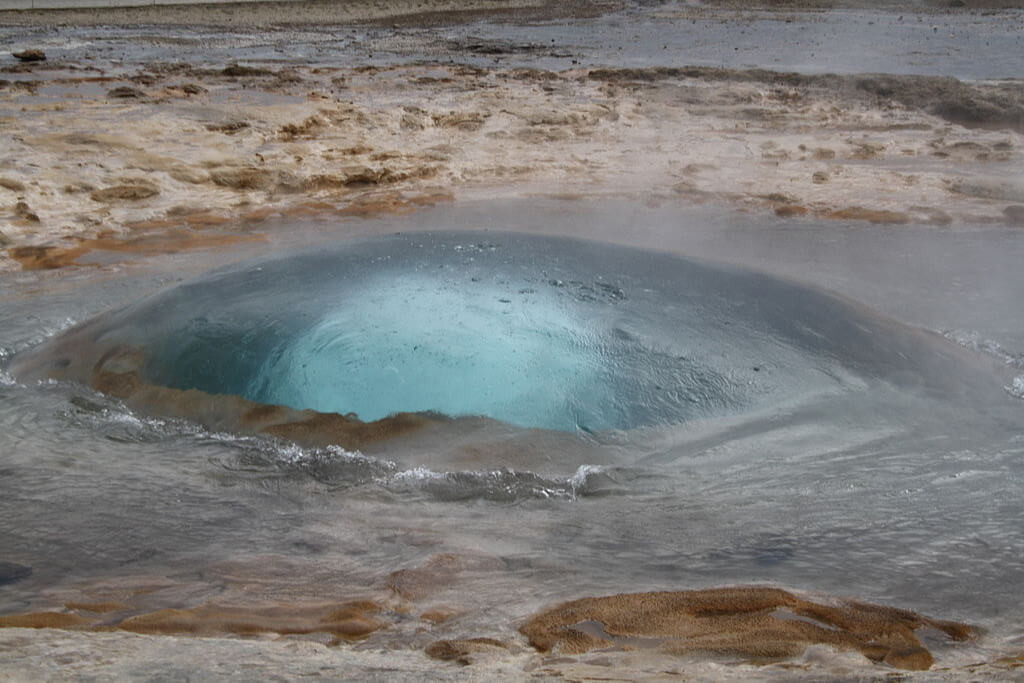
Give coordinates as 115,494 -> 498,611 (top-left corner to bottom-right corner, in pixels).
519,587 -> 977,671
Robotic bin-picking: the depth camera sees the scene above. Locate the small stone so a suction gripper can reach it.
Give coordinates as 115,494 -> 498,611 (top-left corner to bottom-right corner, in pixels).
107,86 -> 145,99
205,120 -> 250,135
221,63 -> 271,77
0,230 -> 10,247
12,49 -> 46,63
180,83 -> 206,95
812,171 -> 829,184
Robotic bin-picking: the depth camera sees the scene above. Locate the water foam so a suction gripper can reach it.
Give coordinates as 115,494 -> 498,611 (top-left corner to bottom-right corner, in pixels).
1005,375 -> 1024,399
943,329 -> 1024,369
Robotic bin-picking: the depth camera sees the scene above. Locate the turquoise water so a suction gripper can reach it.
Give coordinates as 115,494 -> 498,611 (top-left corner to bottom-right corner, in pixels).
17,232 -> 991,437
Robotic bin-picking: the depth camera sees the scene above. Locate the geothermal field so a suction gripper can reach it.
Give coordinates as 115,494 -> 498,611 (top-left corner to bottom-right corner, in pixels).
1,0 -> 1024,679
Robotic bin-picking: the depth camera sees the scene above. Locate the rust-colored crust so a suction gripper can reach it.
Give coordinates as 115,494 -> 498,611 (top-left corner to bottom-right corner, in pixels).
519,586 -> 978,671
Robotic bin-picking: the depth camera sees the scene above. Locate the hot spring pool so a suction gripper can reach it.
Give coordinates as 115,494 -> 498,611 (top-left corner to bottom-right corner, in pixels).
2,205 -> 1024,678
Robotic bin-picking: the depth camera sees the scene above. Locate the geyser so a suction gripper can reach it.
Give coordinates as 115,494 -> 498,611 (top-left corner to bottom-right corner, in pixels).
246,273 -> 614,430
11,232 -> 996,439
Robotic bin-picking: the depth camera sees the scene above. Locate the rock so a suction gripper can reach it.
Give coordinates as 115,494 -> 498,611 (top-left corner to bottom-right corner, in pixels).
12,49 -> 45,63
0,561 -> 31,585
90,184 -> 159,202
179,83 -> 206,95
221,63 -> 272,78
1004,205 -> 1024,226
812,171 -> 829,184
107,87 -> 145,99
0,231 -> 10,247
0,177 -> 26,193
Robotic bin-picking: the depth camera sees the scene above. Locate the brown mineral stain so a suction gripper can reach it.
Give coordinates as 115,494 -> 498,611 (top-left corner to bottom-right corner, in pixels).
209,167 -> 274,191
44,342 -> 438,449
262,409 -> 433,449
386,555 -> 464,601
8,245 -> 82,270
90,184 -> 159,202
385,554 -> 503,601
64,602 -> 131,613
993,653 -> 1024,669
826,207 -> 911,224
119,601 -> 386,641
205,120 -> 250,135
279,115 -> 325,140
519,587 -> 976,672
0,177 -> 26,193
775,205 -> 809,218
8,230 -> 264,270
425,637 -> 508,664
420,608 -> 459,624
1,599 -> 388,641
0,612 -> 90,629
337,190 -> 451,218
13,201 -> 40,222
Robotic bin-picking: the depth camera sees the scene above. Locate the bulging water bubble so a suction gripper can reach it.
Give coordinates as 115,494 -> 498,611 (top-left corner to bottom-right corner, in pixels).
9,231 -> 1007,445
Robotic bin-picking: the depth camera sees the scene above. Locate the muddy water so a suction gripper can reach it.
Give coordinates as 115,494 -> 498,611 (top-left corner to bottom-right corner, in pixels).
2,199 -> 1024,677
